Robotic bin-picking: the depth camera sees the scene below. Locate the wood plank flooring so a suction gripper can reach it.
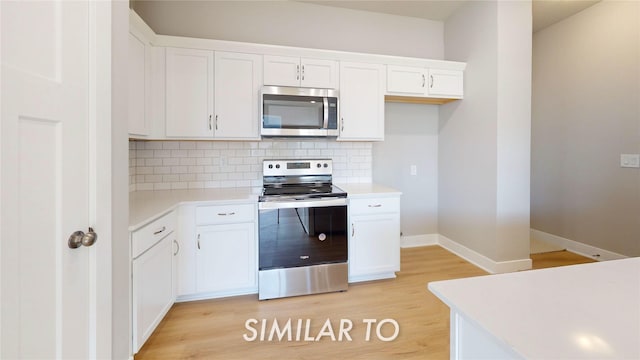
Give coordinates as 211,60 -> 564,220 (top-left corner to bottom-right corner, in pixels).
135,246 -> 594,360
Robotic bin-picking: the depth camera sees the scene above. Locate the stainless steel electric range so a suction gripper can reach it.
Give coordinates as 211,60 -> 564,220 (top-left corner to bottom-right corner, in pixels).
258,159 -> 348,300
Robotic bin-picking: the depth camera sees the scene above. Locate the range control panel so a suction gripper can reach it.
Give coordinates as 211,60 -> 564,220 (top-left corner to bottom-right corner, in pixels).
263,159 -> 333,177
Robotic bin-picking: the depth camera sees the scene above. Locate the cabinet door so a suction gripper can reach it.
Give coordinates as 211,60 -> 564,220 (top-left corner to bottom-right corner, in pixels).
338,62 -> 385,141
196,223 -> 256,294
214,52 -> 262,139
349,213 -> 400,279
427,69 -> 464,98
263,55 -> 300,87
128,31 -> 150,137
165,47 -> 214,138
132,236 -> 174,353
300,58 -> 337,89
386,65 -> 427,95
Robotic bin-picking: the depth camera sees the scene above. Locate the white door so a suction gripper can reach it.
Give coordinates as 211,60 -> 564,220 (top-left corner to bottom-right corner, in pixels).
263,55 -> 300,87
165,47 -> 214,138
300,58 -> 337,89
427,69 -> 464,98
387,65 -> 427,95
1,1 -> 109,358
338,62 -> 385,141
214,51 -> 261,140
196,223 -> 256,293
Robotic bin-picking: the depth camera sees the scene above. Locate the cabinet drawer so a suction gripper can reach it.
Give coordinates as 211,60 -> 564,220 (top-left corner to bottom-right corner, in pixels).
132,211 -> 176,259
195,203 -> 255,225
350,197 -> 400,215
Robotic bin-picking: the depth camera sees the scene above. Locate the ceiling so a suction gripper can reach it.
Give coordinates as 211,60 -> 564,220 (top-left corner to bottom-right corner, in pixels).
299,0 -> 600,33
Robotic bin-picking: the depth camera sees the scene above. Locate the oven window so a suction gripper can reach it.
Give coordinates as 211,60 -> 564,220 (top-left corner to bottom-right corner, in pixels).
259,205 -> 347,270
263,95 -> 324,129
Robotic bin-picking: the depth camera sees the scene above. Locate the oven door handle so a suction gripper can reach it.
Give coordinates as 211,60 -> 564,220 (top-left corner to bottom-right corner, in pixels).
258,197 -> 347,210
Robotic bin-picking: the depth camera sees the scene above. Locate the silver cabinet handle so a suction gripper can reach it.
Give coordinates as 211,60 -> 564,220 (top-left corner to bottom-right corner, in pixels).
368,204 -> 382,208
296,64 -> 300,80
197,234 -> 201,250
215,115 -> 218,130
68,227 -> 98,249
422,74 -> 425,88
208,115 -> 212,130
217,212 -> 236,216
341,118 -> 344,132
301,64 -> 305,81
173,239 -> 180,256
430,75 -> 434,88
153,226 -> 166,235
351,223 -> 355,237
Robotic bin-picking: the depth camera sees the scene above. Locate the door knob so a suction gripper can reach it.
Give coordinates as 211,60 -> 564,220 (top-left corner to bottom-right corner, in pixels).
68,227 -> 98,249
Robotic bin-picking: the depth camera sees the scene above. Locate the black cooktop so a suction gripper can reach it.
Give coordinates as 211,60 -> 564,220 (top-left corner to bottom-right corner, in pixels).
260,184 -> 346,200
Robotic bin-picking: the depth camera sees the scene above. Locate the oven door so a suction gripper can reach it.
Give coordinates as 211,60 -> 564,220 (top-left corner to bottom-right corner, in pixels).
258,198 -> 347,270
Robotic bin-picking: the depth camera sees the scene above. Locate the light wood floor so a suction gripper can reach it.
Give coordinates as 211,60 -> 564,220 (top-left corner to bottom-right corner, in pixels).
135,246 -> 594,360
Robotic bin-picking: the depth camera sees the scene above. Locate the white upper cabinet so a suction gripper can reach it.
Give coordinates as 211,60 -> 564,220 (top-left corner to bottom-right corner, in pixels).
264,55 -> 337,89
214,52 -> 262,140
128,29 -> 151,137
165,48 -> 262,140
427,69 -> 464,98
165,47 -> 214,138
299,58 -> 338,89
338,62 -> 385,141
386,65 -> 464,101
387,65 -> 427,95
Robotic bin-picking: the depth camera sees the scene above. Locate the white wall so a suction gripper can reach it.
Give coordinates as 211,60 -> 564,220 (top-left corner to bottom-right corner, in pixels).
440,1 -> 531,264
373,103 -> 439,236
132,0 -> 444,59
531,1 -> 640,257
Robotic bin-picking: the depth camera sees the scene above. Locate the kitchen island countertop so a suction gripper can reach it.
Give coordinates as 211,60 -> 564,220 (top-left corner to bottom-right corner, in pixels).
428,257 -> 640,359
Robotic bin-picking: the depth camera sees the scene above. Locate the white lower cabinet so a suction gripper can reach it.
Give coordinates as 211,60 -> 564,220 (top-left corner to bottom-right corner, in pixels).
196,222 -> 256,294
348,196 -> 400,282
175,202 -> 258,301
131,211 -> 176,353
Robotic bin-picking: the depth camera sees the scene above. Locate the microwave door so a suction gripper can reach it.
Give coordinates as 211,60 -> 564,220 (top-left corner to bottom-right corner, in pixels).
262,95 -> 327,136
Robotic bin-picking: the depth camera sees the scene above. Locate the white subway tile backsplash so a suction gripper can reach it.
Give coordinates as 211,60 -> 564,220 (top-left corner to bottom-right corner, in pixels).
129,140 -> 372,191
162,142 -> 180,150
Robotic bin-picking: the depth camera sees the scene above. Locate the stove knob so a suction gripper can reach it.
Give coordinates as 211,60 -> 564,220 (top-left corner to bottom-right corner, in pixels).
324,163 -> 329,168
268,164 -> 273,169
275,164 -> 280,169
317,163 -> 322,168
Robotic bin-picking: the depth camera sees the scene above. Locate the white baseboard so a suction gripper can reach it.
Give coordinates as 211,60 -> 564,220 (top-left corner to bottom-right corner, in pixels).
530,229 -> 627,262
401,234 -> 439,248
437,235 -> 532,274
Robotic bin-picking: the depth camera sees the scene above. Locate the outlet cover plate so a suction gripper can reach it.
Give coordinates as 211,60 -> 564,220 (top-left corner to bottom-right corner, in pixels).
620,154 -> 640,168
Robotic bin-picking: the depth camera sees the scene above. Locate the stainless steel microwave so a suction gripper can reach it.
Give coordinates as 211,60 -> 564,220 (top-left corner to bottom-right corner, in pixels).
261,86 -> 339,137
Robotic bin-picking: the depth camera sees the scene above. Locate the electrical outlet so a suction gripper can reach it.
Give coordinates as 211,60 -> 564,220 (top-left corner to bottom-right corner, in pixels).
410,165 -> 417,176
620,154 -> 640,168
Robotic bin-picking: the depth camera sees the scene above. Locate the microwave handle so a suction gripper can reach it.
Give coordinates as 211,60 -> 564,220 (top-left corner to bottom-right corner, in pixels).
323,97 -> 329,129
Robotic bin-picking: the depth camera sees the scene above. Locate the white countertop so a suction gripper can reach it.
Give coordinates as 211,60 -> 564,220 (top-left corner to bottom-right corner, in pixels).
129,183 -> 401,231
129,187 -> 260,230
336,183 -> 402,197
428,257 -> 640,359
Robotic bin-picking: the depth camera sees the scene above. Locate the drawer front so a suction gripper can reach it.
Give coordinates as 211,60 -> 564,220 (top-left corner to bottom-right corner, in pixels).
132,211 -> 176,259
350,197 -> 400,215
195,203 -> 255,225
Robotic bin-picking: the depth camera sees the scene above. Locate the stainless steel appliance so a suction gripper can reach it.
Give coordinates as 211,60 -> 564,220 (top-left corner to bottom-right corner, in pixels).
261,86 -> 339,138
258,159 -> 347,300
